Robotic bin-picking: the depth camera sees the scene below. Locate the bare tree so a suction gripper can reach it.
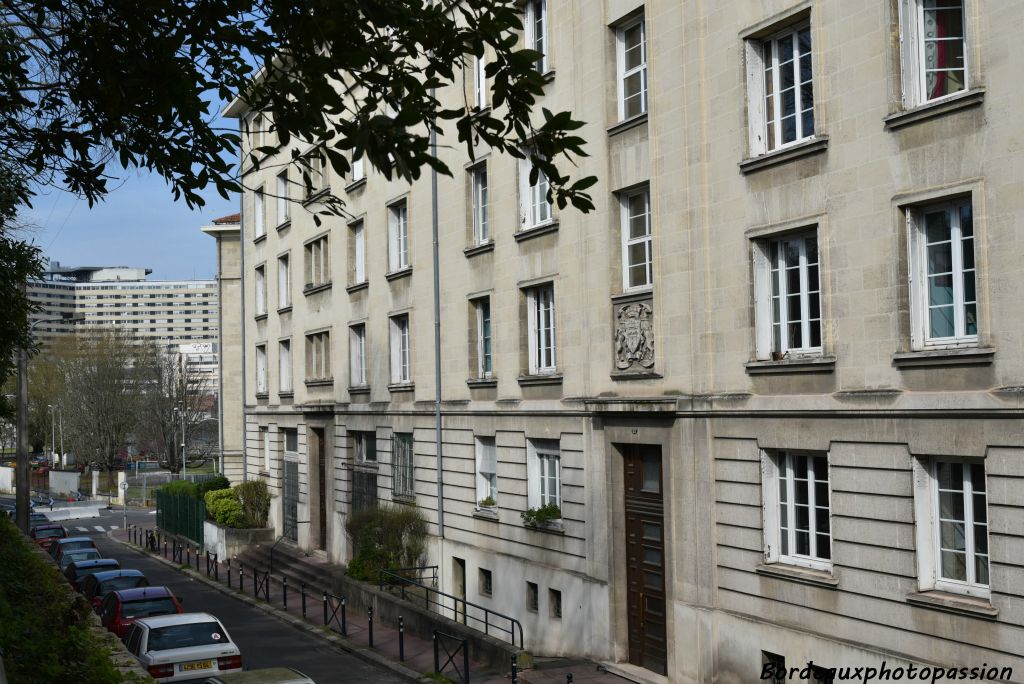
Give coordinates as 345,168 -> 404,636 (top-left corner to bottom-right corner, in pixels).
61,330 -> 147,471
136,344 -> 217,474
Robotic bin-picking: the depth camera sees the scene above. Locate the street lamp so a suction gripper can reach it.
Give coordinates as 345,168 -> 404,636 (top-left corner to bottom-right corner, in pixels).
16,315 -> 67,532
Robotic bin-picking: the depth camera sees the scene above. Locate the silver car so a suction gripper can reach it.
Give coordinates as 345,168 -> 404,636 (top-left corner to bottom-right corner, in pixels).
123,612 -> 242,681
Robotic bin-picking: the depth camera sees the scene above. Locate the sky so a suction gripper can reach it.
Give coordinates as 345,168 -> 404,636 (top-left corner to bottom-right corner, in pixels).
19,171 -> 239,282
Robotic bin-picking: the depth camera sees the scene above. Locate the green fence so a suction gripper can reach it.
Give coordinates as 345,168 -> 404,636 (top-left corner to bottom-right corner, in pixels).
156,490 -> 206,544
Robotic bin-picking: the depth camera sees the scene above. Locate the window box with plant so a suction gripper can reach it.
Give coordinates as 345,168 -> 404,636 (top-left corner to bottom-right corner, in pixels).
521,502 -> 562,530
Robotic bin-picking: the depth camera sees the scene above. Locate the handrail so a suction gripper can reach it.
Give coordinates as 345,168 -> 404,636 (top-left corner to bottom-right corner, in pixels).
383,565 -> 438,586
380,568 -> 524,649
268,520 -> 309,575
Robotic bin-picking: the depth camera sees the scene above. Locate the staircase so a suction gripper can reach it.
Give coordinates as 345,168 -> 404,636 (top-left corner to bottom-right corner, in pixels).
235,541 -> 340,594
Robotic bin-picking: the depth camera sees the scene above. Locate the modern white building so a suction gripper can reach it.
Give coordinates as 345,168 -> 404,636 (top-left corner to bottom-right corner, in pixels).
219,1 -> 1024,681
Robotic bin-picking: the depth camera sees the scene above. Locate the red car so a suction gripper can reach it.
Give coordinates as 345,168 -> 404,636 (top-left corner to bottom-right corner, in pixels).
99,586 -> 184,638
30,524 -> 68,550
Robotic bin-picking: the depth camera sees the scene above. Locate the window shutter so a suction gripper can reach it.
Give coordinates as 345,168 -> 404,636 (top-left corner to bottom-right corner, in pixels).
906,209 -> 922,349
526,440 -> 540,509
760,450 -> 780,563
745,41 -> 767,156
752,242 -> 772,359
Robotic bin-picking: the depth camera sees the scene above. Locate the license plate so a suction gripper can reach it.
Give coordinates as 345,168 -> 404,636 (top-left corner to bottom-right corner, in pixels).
180,660 -> 212,672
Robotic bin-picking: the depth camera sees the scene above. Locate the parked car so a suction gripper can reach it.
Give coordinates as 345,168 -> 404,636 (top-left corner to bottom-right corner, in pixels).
49,535 -> 97,559
64,558 -> 120,591
100,586 -> 184,638
59,547 -> 102,573
30,524 -> 68,550
81,569 -> 150,610
29,512 -> 50,526
200,668 -> 315,683
122,612 -> 241,681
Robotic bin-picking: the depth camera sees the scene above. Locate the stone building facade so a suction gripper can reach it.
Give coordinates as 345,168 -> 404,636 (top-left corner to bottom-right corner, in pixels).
224,1 -> 1024,681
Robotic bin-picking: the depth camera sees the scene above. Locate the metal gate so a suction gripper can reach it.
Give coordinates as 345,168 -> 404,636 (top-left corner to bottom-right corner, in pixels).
156,490 -> 206,544
352,470 -> 378,512
283,461 -> 298,541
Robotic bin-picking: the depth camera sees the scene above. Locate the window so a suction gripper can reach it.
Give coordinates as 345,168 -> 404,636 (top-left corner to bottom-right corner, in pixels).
524,0 -> 547,72
753,231 -> 822,358
526,581 -> 539,612
389,314 -> 411,384
279,339 -> 292,393
350,221 -> 366,285
621,188 -> 652,290
388,201 -> 409,272
473,55 -> 488,110
305,330 -> 331,381
900,1 -> 967,107
526,284 -> 556,374
284,428 -> 298,454
250,113 -> 266,151
475,298 -> 493,378
549,588 -> 562,619
303,151 -> 327,199
393,432 -> 415,499
277,254 -> 290,309
353,430 -> 376,463
255,344 -> 267,393
349,324 -> 367,386
471,167 -> 489,245
913,459 -> 989,597
616,17 -> 647,120
479,568 -> 492,596
254,187 -> 266,238
527,438 -> 560,509
276,171 -> 290,225
519,155 -> 552,230
746,21 -> 814,154
351,154 -> 365,183
762,652 -> 787,684
476,436 -> 497,505
254,266 -> 266,316
304,235 -> 330,289
762,450 -> 831,571
260,426 -> 270,472
908,199 -> 977,347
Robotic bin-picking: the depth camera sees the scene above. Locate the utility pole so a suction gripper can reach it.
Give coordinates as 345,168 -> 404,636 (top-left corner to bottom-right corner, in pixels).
48,405 -> 56,468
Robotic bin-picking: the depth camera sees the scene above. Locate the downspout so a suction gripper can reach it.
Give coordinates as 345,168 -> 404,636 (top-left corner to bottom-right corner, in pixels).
431,92 -> 445,543
216,241 -> 226,475
238,162 -> 249,483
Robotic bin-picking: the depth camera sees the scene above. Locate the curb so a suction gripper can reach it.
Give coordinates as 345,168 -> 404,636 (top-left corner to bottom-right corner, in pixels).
108,531 -> 432,683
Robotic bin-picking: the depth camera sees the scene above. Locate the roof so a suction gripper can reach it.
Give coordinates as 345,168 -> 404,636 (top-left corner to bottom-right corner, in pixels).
68,559 -> 119,571
213,213 -> 240,224
114,586 -> 176,601
31,524 -> 65,533
91,569 -> 146,582
57,536 -> 94,544
136,612 -> 219,629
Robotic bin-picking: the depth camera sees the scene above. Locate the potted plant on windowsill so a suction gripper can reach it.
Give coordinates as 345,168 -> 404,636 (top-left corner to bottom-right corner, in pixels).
520,503 -> 562,530
478,496 -> 496,509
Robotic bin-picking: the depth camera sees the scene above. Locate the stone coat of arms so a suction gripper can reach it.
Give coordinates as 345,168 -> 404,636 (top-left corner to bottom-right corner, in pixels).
614,302 -> 655,370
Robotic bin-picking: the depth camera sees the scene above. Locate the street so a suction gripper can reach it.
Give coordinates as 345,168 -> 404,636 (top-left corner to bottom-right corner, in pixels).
27,505 -> 408,683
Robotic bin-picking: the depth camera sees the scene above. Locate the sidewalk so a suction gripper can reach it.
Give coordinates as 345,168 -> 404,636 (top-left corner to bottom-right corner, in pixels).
110,526 -> 629,684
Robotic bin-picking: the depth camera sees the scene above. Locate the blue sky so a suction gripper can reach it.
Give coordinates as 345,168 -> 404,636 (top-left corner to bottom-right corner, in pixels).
20,172 -> 239,282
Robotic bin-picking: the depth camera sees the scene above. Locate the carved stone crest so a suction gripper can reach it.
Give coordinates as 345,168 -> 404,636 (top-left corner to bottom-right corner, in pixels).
614,302 -> 655,370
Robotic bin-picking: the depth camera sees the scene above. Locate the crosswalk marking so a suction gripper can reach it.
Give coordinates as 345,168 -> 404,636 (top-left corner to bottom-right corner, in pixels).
74,524 -> 119,533
77,526 -> 88,532
110,525 -> 119,530
93,525 -> 105,532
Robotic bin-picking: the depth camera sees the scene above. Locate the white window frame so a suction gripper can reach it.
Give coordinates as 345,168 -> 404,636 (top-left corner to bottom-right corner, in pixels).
349,324 -> 367,387
526,284 -> 556,375
899,0 -> 969,108
393,432 -> 415,499
255,344 -> 267,394
524,0 -> 548,73
251,113 -> 265,152
351,221 -> 366,285
276,171 -> 290,226
620,188 -> 653,291
473,54 -> 488,110
907,199 -> 977,349
254,265 -> 267,316
752,230 -> 822,359
476,297 -> 493,378
518,154 -> 552,230
305,235 -> 330,288
616,17 -> 647,121
475,436 -> 497,505
912,457 -> 990,598
527,438 -> 560,510
388,201 -> 410,272
254,187 -> 266,239
471,166 -> 489,245
353,430 -> 376,463
745,20 -> 814,156
277,254 -> 290,309
305,331 -> 331,381
389,314 -> 411,384
761,450 -> 832,572
278,339 -> 292,393
351,155 -> 365,183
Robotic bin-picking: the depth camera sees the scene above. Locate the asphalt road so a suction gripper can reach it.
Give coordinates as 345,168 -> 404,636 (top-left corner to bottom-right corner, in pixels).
40,507 -> 408,683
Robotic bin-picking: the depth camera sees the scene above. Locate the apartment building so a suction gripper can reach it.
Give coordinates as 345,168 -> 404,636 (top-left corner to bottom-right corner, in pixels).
222,1 -> 1024,681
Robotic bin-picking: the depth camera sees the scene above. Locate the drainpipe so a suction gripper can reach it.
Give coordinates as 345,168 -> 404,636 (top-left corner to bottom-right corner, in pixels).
238,149 -> 248,484
431,101 -> 445,543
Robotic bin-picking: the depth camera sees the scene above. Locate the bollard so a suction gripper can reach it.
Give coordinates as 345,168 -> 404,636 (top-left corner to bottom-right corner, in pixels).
322,592 -> 328,625
227,558 -> 232,588
341,598 -> 347,636
239,564 -> 244,593
186,544 -> 190,567
433,632 -> 439,674
301,583 -> 307,618
214,553 -> 219,581
567,675 -> 573,684
511,654 -> 518,684
367,606 -> 373,648
399,615 -> 404,661
163,541 -> 167,558
282,576 -> 288,610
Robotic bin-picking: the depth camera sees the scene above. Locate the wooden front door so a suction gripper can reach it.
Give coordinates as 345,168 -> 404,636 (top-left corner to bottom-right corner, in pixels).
623,444 -> 667,675
312,428 -> 327,550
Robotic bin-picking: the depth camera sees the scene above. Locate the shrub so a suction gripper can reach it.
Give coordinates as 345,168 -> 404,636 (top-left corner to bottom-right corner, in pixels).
234,479 -> 271,528
161,479 -> 198,498
204,488 -> 243,527
196,475 -> 230,499
521,503 -> 561,527
344,504 -> 427,581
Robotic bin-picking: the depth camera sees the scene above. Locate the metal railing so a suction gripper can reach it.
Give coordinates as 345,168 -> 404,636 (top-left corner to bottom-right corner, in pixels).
380,568 -> 523,649
433,630 -> 470,684
268,521 -> 308,575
